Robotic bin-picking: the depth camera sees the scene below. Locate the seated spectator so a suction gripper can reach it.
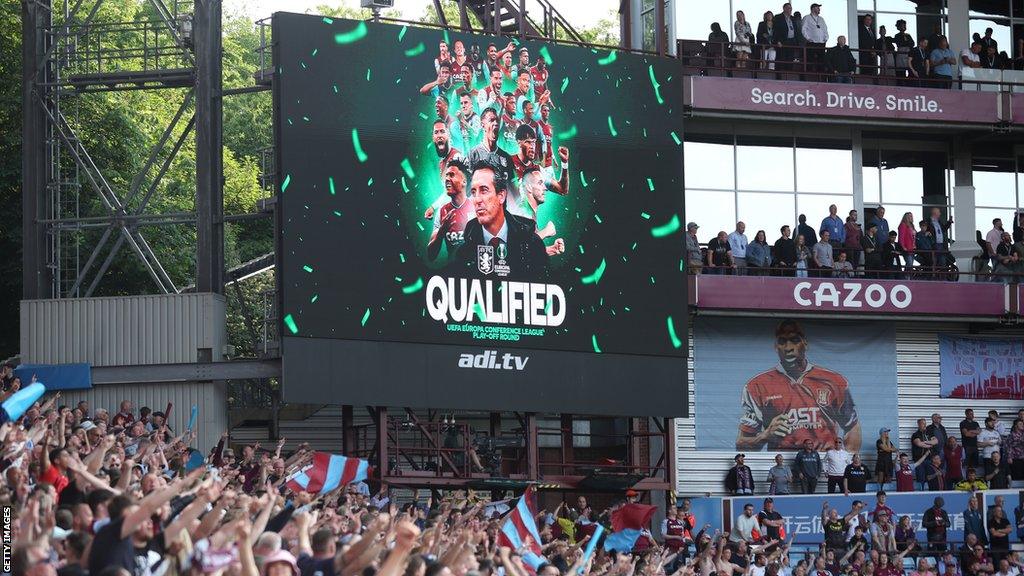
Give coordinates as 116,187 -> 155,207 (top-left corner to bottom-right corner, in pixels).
747,230 -> 772,275
833,251 -> 854,277
955,467 -> 990,491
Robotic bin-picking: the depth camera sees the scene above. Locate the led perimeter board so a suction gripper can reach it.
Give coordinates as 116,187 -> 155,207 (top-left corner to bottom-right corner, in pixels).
275,13 -> 687,416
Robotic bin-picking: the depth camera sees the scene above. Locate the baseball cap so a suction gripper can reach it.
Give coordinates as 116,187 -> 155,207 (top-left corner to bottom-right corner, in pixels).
687,222 -> 700,230
79,420 -> 97,431
625,489 -> 639,497
735,453 -> 746,461
879,427 -> 891,435
260,549 -> 300,576
810,3 -> 821,8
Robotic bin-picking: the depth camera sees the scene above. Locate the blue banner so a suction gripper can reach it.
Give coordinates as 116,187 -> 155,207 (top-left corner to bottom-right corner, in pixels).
938,335 -> 1024,399
14,363 -> 92,391
727,491 -> 972,544
694,318 -> 897,452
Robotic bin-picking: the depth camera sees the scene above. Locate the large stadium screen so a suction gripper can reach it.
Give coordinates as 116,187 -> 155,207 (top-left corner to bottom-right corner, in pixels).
275,13 -> 687,416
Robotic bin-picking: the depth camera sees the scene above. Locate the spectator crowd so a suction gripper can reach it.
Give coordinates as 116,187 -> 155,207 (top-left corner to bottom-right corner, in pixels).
689,2 -> 1024,86
685,206 -> 1024,282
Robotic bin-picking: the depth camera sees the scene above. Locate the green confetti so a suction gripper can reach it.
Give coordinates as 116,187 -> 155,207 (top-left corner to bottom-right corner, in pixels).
399,253 -> 406,263
284,314 -> 299,334
443,29 -> 450,45
647,178 -> 655,191
404,42 -> 425,57
473,302 -> 486,321
607,116 -> 618,137
416,221 -> 425,231
579,171 -> 588,188
560,77 -> 570,93
366,68 -> 371,81
539,45 -> 553,65
333,210 -> 342,216
578,244 -> 585,254
594,214 -> 602,223
671,131 -> 682,145
591,334 -> 602,353
311,48 -> 318,57
311,294 -> 319,303
361,308 -> 371,326
328,177 -> 336,195
367,178 -> 374,186
398,25 -> 408,41
402,277 -> 424,294
322,17 -> 333,24
281,174 -> 291,193
302,265 -> 313,273
597,50 -> 617,65
401,176 -> 410,193
641,212 -> 651,219
334,21 -> 368,44
581,258 -> 607,285
351,129 -> 368,162
648,64 -> 665,105
400,158 -> 416,179
556,125 -> 578,140
333,84 -> 339,93
651,214 -> 682,237
418,112 -> 429,120
667,316 -> 683,348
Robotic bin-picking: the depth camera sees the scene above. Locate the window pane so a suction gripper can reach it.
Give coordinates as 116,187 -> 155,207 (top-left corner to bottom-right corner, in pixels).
864,166 -> 881,203
676,0 -> 730,40
881,165 -> 924,204
858,0 -> 875,11
976,208 -> 1012,235
797,147 -> 853,193
973,162 -> 1016,207
969,19 -> 1011,53
686,190 -> 735,236
797,195 -> 856,232
685,141 -> 734,189
876,13 -> 918,44
737,142 -> 794,192
876,0 -> 945,12
969,0 -> 1010,18
738,192 -> 795,240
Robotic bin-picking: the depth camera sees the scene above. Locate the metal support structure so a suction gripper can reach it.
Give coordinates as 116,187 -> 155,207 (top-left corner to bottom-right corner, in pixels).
654,0 -> 666,56
342,405 -> 355,454
194,0 -> 224,294
526,412 -> 539,479
560,413 -> 574,468
22,0 -> 49,299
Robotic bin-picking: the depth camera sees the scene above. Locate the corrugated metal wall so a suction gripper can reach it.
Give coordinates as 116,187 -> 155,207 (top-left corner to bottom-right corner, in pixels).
675,321 -> 1024,496
58,381 -> 229,454
20,293 -> 226,366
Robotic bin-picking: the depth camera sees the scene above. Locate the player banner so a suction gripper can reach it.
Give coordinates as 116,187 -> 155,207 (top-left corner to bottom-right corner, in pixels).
938,335 -> 1024,400
274,14 -> 686,414
693,318 -> 897,451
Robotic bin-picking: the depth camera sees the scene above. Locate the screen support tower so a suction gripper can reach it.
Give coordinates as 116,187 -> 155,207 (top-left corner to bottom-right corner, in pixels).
22,0 -> 223,299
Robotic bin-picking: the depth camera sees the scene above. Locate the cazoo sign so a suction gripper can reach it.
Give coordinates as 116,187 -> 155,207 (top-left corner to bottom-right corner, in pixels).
694,276 -> 1008,316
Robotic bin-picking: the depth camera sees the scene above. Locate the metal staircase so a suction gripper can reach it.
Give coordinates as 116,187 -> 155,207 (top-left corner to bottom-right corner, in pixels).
456,0 -> 585,44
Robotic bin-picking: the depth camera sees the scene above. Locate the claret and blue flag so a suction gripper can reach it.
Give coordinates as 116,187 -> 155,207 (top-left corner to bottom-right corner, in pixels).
285,452 -> 371,494
498,486 -> 545,571
603,503 -> 657,552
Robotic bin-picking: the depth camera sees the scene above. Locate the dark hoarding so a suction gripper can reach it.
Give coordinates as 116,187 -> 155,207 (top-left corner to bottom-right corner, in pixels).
275,13 -> 687,416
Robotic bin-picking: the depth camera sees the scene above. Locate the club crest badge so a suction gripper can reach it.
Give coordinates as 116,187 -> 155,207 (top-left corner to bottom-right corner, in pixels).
477,245 -> 494,275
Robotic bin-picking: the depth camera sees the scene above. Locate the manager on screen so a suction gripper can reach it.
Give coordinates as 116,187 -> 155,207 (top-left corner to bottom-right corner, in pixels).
736,320 -> 861,452
453,158 -> 549,280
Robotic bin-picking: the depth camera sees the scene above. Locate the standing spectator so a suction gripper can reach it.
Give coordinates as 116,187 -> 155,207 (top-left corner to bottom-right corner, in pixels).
861,223 -> 881,278
686,222 -> 703,274
1013,498 -> 1024,545
923,497 -> 950,554
801,3 -> 828,74
825,438 -> 852,494
986,219 -> 1006,262
1007,418 -> 1024,480
822,501 -> 857,551
734,11 -> 753,69
927,414 -> 949,460
896,515 -> 918,552
895,451 -> 930,492
757,11 -> 777,70
773,3 -> 799,71
983,451 -> 1010,489
929,207 -> 953,268
845,211 -> 863,269
706,23 -> 731,70
871,509 -> 897,555
706,230 -> 734,275
944,436 -> 964,484
881,231 -> 904,278
963,495 -> 988,548
877,26 -> 896,76
961,409 -> 982,469
747,230 -> 772,275
729,222 -> 749,275
979,417 -> 1002,465
912,419 -> 938,467
965,543 -> 994,576
994,232 -> 1019,282
795,234 -> 812,278
798,214 -> 818,247
774,225 -> 798,276
961,41 -> 983,69
898,212 -> 916,275
988,410 -> 1010,451
814,231 -> 835,277
893,20 -> 914,78
726,453 -> 755,495
821,205 -> 845,248
876,428 -> 896,487
844,454 -> 871,495
859,13 -> 878,75
916,220 -> 936,273
910,38 -> 931,86
825,36 -> 857,82
930,36 -> 956,89
988,506 -> 1012,564
730,503 -> 759,543
111,400 -> 134,429
768,454 -> 793,495
794,439 -> 822,494
833,251 -> 854,277
758,498 -> 785,541
662,505 -> 689,559
869,207 -> 890,240
924,454 -> 947,491
872,490 -> 895,521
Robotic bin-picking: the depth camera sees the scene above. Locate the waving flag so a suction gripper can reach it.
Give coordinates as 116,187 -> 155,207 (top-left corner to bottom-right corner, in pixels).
497,486 -> 545,570
603,503 -> 657,552
285,452 -> 371,495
